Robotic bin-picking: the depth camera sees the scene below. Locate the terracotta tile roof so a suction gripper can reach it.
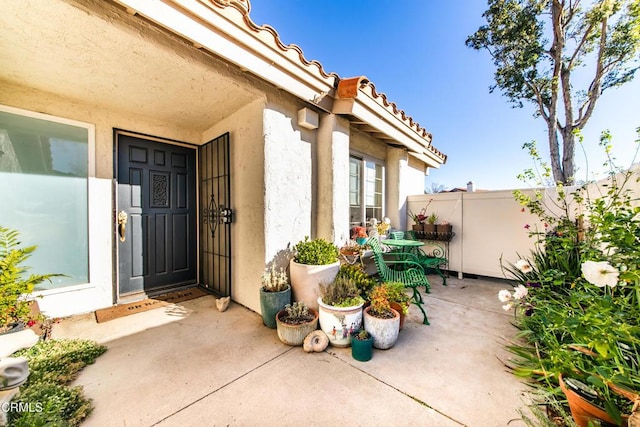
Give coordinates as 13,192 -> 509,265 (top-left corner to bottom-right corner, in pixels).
206,0 -> 445,163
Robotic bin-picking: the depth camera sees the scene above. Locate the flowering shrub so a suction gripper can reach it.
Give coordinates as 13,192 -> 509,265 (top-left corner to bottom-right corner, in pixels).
502,130 -> 640,425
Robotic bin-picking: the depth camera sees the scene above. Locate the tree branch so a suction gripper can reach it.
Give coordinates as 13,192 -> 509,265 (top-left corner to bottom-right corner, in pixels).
576,12 -> 609,129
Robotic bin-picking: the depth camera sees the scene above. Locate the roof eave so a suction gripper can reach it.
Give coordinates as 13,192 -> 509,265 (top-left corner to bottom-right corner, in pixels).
113,0 -> 337,109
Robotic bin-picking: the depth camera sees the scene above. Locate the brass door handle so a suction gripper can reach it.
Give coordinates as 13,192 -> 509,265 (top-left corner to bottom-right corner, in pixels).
117,211 -> 128,242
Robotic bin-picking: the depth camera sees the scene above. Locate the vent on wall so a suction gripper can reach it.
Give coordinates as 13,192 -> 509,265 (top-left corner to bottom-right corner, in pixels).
297,107 -> 319,130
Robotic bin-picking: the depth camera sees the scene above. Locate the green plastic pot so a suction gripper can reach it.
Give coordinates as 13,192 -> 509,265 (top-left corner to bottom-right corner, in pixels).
259,285 -> 291,329
351,332 -> 373,362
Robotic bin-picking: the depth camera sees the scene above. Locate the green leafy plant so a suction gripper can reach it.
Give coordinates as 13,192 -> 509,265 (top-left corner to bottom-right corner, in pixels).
352,329 -> 371,341
501,130 -> 640,424
261,265 -> 289,292
335,263 -> 376,297
320,277 -> 364,307
427,212 -> 438,225
9,339 -> 107,426
367,284 -> 395,319
278,301 -> 315,325
0,225 -> 60,331
382,281 -> 411,315
293,236 -> 339,265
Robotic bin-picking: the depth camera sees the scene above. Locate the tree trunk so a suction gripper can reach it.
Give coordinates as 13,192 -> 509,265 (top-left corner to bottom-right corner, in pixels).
561,126 -> 575,184
547,121 -> 564,184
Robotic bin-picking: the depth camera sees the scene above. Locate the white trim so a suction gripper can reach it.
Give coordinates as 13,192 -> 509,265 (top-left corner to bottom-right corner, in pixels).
0,104 -> 112,317
349,153 -> 385,226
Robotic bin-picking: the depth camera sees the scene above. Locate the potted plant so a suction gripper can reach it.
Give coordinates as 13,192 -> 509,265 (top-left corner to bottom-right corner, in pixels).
335,263 -> 377,299
317,277 -> 365,348
408,210 -> 424,232
289,237 -> 340,311
423,212 -> 438,233
275,301 -> 318,346
351,226 -> 368,245
383,281 -> 411,330
350,329 -> 373,362
0,226 -> 56,335
363,284 -> 400,349
339,242 -> 362,257
259,265 -> 291,329
436,220 -> 452,235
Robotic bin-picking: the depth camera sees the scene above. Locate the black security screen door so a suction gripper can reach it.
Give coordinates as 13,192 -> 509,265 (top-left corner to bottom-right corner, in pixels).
116,133 -> 197,297
199,133 -> 232,296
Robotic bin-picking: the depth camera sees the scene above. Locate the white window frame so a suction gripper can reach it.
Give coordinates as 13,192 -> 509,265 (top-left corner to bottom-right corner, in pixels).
349,152 -> 385,227
0,104 -> 96,295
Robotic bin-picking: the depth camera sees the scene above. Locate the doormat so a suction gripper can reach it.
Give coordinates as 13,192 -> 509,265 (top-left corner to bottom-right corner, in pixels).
94,287 -> 209,323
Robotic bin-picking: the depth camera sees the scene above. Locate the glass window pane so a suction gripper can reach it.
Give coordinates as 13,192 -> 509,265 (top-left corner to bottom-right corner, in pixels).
0,110 -> 89,289
349,157 -> 362,225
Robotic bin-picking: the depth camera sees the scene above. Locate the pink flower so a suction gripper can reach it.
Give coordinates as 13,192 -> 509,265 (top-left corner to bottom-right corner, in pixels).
524,224 -> 530,229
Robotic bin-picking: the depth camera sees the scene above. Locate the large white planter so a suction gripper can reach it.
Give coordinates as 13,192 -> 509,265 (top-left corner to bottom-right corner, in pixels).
289,260 -> 340,312
364,306 -> 400,350
317,297 -> 364,348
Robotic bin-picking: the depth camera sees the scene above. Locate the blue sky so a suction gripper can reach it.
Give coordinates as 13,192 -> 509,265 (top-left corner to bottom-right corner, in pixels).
249,1 -> 640,191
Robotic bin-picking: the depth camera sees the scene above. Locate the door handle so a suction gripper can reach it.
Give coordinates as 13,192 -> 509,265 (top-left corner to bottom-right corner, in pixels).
117,211 -> 128,242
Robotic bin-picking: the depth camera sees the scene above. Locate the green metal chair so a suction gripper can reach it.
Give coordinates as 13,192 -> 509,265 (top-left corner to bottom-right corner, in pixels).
368,238 -> 430,325
389,231 -> 405,240
389,230 -> 448,286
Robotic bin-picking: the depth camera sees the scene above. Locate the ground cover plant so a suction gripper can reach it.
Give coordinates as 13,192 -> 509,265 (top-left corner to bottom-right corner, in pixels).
8,339 -> 107,426
501,130 -> 640,425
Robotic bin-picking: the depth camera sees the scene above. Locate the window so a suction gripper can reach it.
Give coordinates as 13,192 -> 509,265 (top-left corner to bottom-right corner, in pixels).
0,106 -> 92,290
349,155 -> 384,227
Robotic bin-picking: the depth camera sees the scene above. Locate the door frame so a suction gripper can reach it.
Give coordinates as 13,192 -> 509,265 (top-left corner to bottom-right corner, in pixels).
113,129 -> 200,303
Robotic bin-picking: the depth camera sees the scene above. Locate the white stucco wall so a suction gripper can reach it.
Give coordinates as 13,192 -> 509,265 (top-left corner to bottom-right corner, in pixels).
317,113 -> 350,244
263,103 -> 314,265
0,83 -> 204,317
386,148 -> 427,231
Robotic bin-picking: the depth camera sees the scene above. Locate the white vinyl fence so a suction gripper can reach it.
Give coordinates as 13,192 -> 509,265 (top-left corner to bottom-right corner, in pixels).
405,166 -> 639,279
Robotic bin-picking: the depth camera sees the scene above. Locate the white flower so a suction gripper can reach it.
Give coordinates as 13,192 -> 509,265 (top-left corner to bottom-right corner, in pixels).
513,285 -> 528,300
383,217 -> 391,224
498,289 -> 513,303
581,260 -> 619,288
502,303 -> 513,311
515,259 -> 533,273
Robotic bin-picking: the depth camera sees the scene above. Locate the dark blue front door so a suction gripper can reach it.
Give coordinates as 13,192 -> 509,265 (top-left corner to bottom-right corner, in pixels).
117,133 -> 197,296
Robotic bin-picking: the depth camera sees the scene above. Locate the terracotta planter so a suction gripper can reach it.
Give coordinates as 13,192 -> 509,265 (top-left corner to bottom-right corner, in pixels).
275,308 -> 318,346
559,374 -> 629,427
423,223 -> 437,233
317,297 -> 364,348
259,285 -> 291,329
289,260 -> 340,312
390,302 -> 406,330
363,306 -> 400,350
436,224 -> 452,234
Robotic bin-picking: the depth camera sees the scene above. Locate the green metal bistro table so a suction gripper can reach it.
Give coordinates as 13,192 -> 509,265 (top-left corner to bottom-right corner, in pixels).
383,239 -> 424,253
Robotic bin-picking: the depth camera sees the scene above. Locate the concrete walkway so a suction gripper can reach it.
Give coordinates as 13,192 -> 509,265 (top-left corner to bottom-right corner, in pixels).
53,276 -> 532,427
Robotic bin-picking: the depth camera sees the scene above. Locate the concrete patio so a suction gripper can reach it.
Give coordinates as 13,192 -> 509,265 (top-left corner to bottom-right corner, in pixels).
53,276 -> 532,427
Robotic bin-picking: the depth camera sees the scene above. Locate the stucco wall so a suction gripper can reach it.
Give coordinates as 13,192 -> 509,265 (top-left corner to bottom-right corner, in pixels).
350,128 -> 387,160
317,114 -> 350,244
0,82 -> 204,317
263,101 -> 314,264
